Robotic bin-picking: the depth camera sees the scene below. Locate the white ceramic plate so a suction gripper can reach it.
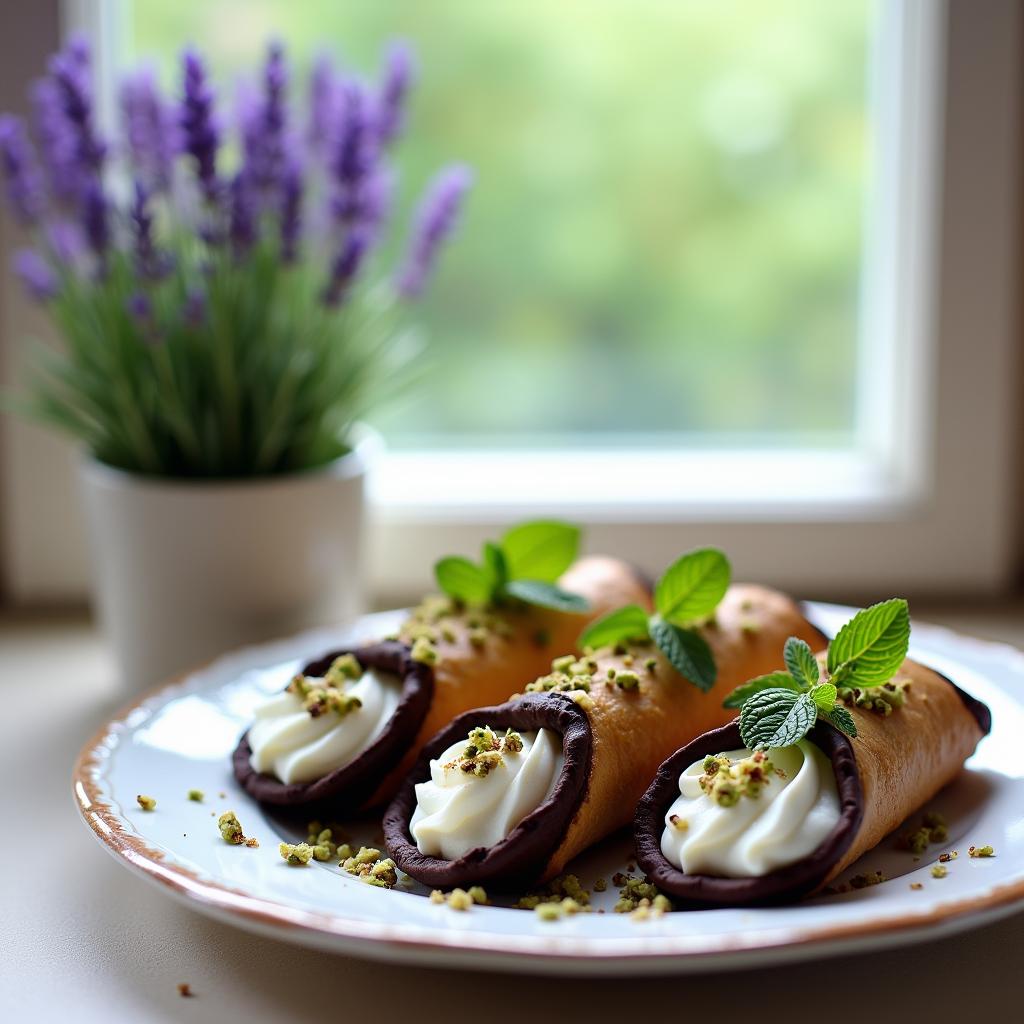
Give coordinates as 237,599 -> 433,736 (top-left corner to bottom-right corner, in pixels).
74,604 -> 1024,975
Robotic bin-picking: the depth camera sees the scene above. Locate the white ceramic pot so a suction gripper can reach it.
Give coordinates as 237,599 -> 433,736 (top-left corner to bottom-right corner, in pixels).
78,432 -> 378,690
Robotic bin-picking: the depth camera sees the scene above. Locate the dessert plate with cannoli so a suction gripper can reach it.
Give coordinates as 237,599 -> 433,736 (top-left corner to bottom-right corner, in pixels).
73,521 -> 1024,975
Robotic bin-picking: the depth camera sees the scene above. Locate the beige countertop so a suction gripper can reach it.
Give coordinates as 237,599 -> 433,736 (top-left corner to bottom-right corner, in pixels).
2,603 -> 1023,1022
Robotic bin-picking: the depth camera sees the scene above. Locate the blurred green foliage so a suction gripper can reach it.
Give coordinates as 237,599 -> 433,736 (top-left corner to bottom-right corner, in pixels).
131,0 -> 871,450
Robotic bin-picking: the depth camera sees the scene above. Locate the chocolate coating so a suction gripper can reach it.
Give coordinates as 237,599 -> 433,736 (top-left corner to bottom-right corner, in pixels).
932,667 -> 992,736
634,721 -> 864,907
384,692 -> 593,890
232,641 -> 433,813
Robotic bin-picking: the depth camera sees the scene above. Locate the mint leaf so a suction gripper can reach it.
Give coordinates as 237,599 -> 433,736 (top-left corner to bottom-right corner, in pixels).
504,579 -> 590,613
434,557 -> 493,605
810,682 -> 838,714
722,671 -> 800,709
825,704 -> 858,738
739,689 -> 817,750
578,604 -> 651,650
500,520 -> 580,584
827,599 -> 910,688
650,617 -> 716,692
654,548 -> 731,625
784,637 -> 819,690
482,541 -> 508,593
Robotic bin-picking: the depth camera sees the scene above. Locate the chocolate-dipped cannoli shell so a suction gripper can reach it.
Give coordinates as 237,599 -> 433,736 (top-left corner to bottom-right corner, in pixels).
634,657 -> 990,907
386,583 -> 826,888
384,693 -> 592,889
233,641 -> 432,812
233,555 -> 651,812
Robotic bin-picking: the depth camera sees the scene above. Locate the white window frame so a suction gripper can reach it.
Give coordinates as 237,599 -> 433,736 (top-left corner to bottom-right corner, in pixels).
0,0 -> 1020,605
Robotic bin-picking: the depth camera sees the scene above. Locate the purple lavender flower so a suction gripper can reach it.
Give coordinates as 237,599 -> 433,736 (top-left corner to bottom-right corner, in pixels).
125,291 -> 152,322
180,49 -> 220,202
307,54 -> 339,155
396,164 -> 472,299
14,249 -> 57,301
30,78 -> 81,206
229,171 -> 256,257
331,80 -> 378,225
322,225 -> 371,307
81,178 -> 109,267
183,286 -> 206,327
279,158 -> 303,263
48,39 -> 106,173
130,181 -> 172,280
0,115 -> 44,225
376,41 -> 415,147
45,220 -> 82,265
120,69 -> 177,192
242,41 -> 288,193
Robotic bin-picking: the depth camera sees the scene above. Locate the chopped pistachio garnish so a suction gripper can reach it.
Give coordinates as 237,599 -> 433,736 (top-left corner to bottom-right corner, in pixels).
136,794 -> 156,811
969,845 -> 995,858
931,864 -> 948,879
287,664 -> 364,719
533,897 -> 586,921
938,850 -> 958,863
535,902 -> 563,922
451,726 -> 525,778
525,670 -> 592,694
340,847 -> 398,888
429,889 -> 445,904
899,811 -> 948,853
668,814 -> 689,832
517,873 -> 591,910
279,842 -> 313,866
740,619 -> 760,635
850,870 -> 887,889
324,653 -> 362,683
551,654 -> 575,673
570,690 -> 595,710
187,789 -> 204,802
698,751 -> 774,806
839,679 -> 911,716
410,635 -> 439,664
629,894 -> 672,920
218,811 -> 245,845
614,876 -> 671,914
910,882 -> 924,890
615,670 -> 640,690
593,878 -> 607,893
446,888 -> 473,911
643,657 -> 658,673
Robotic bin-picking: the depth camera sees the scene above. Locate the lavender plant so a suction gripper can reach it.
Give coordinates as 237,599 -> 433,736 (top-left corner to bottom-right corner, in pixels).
0,37 -> 471,477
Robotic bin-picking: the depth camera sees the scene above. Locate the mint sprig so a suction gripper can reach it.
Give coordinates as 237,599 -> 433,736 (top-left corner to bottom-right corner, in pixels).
578,547 -> 731,692
726,599 -> 911,750
433,520 -> 589,613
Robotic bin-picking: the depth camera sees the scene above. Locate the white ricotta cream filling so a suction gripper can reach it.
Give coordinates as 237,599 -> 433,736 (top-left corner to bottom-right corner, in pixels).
247,667 -> 401,785
660,740 -> 840,877
410,728 -> 564,861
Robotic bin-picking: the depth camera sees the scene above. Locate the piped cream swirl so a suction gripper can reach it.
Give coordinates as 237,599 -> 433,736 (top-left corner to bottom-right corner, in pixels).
248,668 -> 401,784
411,728 -> 563,860
660,741 -> 840,877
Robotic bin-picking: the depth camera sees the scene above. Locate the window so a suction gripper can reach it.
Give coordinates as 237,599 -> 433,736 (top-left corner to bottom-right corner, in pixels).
0,0 -> 1020,601
128,0 -> 871,453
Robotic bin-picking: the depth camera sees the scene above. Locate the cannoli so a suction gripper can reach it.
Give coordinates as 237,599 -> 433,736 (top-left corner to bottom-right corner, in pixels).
232,523 -> 652,813
634,602 -> 991,906
385,564 -> 826,889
